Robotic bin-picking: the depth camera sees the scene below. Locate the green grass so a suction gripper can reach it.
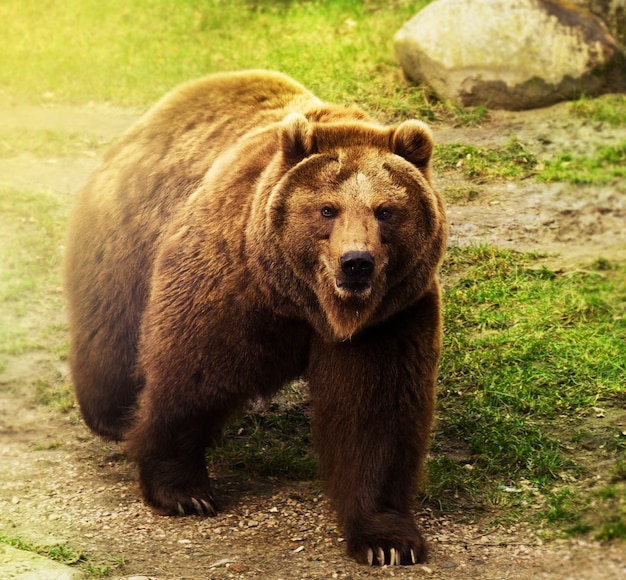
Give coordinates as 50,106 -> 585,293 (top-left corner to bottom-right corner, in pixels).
570,94 -> 626,127
0,185 -> 70,371
538,143 -> 626,184
441,246 -> 626,419
0,0 -> 493,126
433,90 -> 626,187
0,0 -> 440,121
435,139 -> 626,185
0,536 -> 85,566
208,385 -> 318,480
0,535 -> 120,577
0,129 -> 109,158
435,137 -> 537,181
434,245 -> 626,534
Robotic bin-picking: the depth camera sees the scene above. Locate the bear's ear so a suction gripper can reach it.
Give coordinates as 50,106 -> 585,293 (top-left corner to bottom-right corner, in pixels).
392,120 -> 434,175
281,113 -> 315,163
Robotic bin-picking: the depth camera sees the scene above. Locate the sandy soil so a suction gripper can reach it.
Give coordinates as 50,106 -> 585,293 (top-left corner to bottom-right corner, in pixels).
0,101 -> 625,579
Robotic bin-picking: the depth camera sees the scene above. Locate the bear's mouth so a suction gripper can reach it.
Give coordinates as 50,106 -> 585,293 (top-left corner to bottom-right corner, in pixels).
335,278 -> 372,297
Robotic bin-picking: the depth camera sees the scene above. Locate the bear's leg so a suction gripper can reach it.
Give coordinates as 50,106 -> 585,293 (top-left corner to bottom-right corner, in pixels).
307,285 -> 442,566
125,402 -> 227,516
124,305 -> 311,517
69,323 -> 142,441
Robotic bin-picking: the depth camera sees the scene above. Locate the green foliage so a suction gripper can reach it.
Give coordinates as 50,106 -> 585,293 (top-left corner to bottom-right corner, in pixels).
570,94 -> 626,127
431,245 -> 626,534
0,535 -> 121,576
33,440 -> 62,451
537,142 -> 626,184
33,377 -> 75,412
0,0 -> 436,121
541,488 -> 583,525
611,457 -> 626,482
0,130 -> 109,158
596,518 -> 626,541
434,137 -> 537,181
441,246 -> 626,416
435,137 -> 626,186
208,398 -> 318,480
0,536 -> 86,566
0,185 -> 69,371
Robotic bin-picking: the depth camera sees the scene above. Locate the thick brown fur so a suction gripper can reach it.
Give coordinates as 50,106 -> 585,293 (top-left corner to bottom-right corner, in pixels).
63,70 -> 447,566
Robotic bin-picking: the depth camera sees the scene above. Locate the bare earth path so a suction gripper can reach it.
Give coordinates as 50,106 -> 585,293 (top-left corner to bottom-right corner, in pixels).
0,102 -> 625,579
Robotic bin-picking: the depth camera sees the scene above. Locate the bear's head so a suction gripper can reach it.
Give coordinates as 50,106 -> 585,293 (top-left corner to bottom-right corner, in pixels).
252,113 -> 447,341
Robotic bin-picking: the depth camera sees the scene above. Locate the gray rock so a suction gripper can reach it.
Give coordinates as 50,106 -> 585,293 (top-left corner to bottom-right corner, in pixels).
394,0 -> 626,110
0,544 -> 84,579
571,0 -> 626,46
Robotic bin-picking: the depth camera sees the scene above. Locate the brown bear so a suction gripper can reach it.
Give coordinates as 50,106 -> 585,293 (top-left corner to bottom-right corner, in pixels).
63,70 -> 447,566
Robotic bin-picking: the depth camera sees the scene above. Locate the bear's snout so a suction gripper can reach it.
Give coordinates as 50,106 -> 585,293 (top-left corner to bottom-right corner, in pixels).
340,251 -> 375,280
336,251 -> 375,294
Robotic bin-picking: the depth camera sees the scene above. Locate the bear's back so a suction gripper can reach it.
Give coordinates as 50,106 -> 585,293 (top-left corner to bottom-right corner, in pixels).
93,71 -> 319,214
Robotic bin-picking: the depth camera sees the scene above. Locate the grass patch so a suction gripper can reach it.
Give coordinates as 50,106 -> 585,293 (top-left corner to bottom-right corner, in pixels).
435,138 -> 626,185
434,137 -> 537,181
570,94 -> 626,127
207,385 -> 318,480
0,186 -> 68,308
0,535 -> 85,566
33,440 -> 62,451
0,535 -> 120,577
0,129 -> 109,158
0,185 -> 70,372
0,0 -> 491,126
537,142 -> 626,184
0,0 -> 444,121
431,245 -> 626,532
441,246 -> 626,419
596,517 -> 626,541
32,376 -> 75,412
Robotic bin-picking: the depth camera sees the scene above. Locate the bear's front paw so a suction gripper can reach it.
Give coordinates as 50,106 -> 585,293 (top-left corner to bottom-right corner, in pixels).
346,512 -> 427,566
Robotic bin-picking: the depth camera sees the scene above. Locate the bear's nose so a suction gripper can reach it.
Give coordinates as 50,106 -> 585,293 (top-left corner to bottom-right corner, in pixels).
340,251 -> 375,280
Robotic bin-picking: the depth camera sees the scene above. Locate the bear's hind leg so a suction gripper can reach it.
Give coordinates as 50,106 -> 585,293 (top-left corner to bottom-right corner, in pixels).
125,403 -> 225,516
70,342 -> 141,441
125,312 -> 310,517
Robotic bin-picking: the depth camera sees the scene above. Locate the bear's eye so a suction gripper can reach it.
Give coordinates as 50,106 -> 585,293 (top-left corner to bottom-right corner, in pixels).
376,208 -> 393,221
320,206 -> 337,219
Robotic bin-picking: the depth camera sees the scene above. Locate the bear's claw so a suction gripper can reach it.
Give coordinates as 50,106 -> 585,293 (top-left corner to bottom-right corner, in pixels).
365,546 -> 419,566
199,498 -> 217,516
191,497 -> 203,515
171,496 -> 217,517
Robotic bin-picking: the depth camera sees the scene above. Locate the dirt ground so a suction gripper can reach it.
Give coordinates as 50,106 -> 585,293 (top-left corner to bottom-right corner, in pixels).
1,101 -> 625,579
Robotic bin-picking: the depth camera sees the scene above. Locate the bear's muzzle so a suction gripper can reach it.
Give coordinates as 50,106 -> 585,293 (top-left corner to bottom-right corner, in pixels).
336,251 -> 375,295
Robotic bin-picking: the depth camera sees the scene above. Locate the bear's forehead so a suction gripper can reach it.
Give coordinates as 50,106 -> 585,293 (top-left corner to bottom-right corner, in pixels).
334,168 -> 408,205
291,147 -> 420,205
